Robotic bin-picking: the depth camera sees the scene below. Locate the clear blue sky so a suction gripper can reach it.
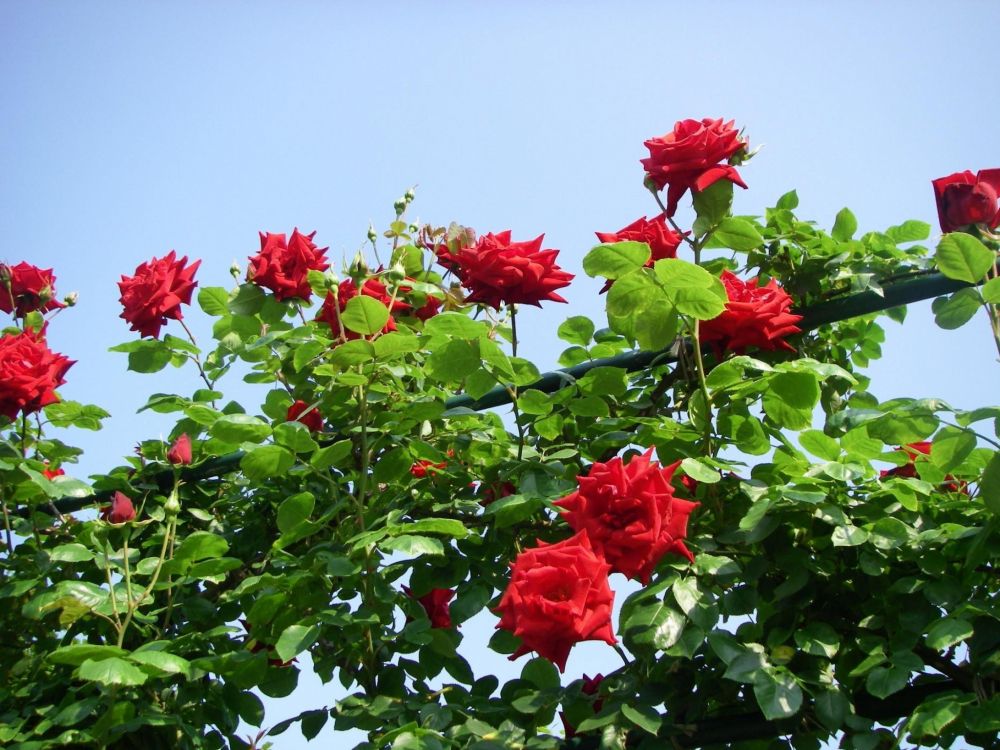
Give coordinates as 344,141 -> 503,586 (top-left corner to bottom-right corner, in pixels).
3,2 -> 998,746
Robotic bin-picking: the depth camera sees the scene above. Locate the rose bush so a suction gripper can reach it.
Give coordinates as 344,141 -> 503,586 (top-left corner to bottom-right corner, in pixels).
1,121 -> 999,750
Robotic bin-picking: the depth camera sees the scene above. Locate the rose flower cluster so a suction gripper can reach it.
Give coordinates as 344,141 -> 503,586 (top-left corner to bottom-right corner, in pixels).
495,450 -> 698,672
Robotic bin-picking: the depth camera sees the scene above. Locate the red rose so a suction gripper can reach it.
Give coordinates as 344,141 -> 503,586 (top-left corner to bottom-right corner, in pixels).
478,480 -> 516,507
166,433 -> 192,465
594,215 -> 686,293
699,270 -> 802,354
560,673 -> 605,738
410,459 -> 447,478
555,449 -> 698,584
247,229 -> 330,301
316,278 -> 406,340
42,464 -> 65,480
495,530 -> 617,672
0,329 -> 74,421
117,251 -> 200,339
403,586 -> 454,629
286,400 -> 323,433
398,280 -> 442,322
0,261 -> 65,317
100,491 -> 136,524
437,230 -> 574,309
931,170 -> 1000,233
880,442 -> 965,492
641,118 -> 748,217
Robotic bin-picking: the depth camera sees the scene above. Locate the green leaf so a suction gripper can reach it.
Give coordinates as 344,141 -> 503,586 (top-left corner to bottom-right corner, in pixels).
311,439 -> 354,470
776,190 -> 799,210
273,422 -> 319,454
582,241 -> 651,279
229,283 -> 266,315
679,458 -> 721,483
521,657 -> 560,690
49,543 -> 95,563
129,650 -> 192,677
210,413 -> 272,444
692,179 -> 733,232
925,617 -> 974,650
605,268 -> 672,345
109,338 -> 172,373
753,667 -> 803,720
794,622 -> 840,658
980,453 -> 1000,515
77,656 -> 147,687
394,518 -> 467,538
275,623 -> 320,663
277,492 -> 315,534
936,233 -> 995,283
906,693 -> 966,740
621,703 -> 662,735
930,426 -> 977,472
866,651 -> 922,698
557,316 -> 595,346
653,258 -> 728,320
198,286 -> 230,316
799,430 -> 840,461
932,288 -> 983,330
49,644 -> 128,666
241,445 -> 295,481
423,312 -> 490,339
341,295 -> 390,335
632,297 -> 679,349
832,207 -> 858,241
173,531 -> 229,562
763,371 -> 819,430
426,339 -> 480,383
622,600 -> 685,653
517,389 -> 552,416
982,276 -> 1000,303
886,220 -> 930,243
712,217 -> 764,251
374,331 -> 420,358
379,535 -> 445,557
301,709 -> 330,741
831,524 -> 868,547
568,395 -> 610,418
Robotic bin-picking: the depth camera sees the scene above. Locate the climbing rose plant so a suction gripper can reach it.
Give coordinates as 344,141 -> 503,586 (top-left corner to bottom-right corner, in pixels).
2,122 -> 1000,750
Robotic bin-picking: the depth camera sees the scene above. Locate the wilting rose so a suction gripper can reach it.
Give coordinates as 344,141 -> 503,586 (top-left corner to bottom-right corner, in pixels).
166,433 -> 192,465
247,229 -> 329,301
436,230 -> 573,309
931,169 -> 1000,233
594,215 -> 687,293
0,261 -> 65,317
118,251 -> 200,338
699,270 -> 802,354
495,530 -> 616,672
555,449 -> 698,583
100,491 -> 136,524
404,586 -> 454,629
286,400 -> 323,433
0,329 -> 74,421
641,118 -> 748,216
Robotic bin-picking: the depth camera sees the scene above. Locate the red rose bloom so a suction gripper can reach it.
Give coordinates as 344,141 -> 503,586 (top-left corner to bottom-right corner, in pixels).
316,278 -> 407,340
42,464 -> 65,480
166,433 -> 192,465
100,491 -> 136,524
0,262 -> 65,317
118,251 -> 200,339
247,229 -> 329,301
594,215 -> 686,293
410,459 -> 447,478
699,271 -> 802,354
0,329 -> 74,421
880,441 -> 965,492
398,280 -> 442,322
404,586 -> 454,629
495,530 -> 617,672
931,170 -> 1000,233
641,118 -> 748,217
437,230 -> 574,309
560,673 -> 605,739
555,449 -> 698,584
286,400 -> 323,433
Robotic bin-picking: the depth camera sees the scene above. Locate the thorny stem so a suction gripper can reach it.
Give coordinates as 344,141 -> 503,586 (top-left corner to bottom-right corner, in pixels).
691,321 -> 714,457
508,305 -> 527,461
178,318 -> 217,395
103,542 -> 123,631
1,496 -> 14,558
119,516 -> 177,647
355,375 -> 378,693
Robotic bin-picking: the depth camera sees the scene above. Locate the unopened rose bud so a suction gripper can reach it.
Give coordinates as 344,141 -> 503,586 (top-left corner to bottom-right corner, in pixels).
230,260 -> 242,279
63,291 -> 79,307
393,198 -> 407,215
0,264 -> 11,284
164,491 -> 181,517
404,187 -> 416,203
367,224 -> 378,244
385,262 -> 407,284
349,252 -> 369,276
